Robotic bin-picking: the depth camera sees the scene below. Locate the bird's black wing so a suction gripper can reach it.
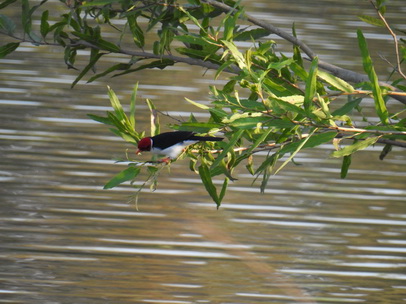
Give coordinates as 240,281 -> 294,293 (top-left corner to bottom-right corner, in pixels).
151,131 -> 195,149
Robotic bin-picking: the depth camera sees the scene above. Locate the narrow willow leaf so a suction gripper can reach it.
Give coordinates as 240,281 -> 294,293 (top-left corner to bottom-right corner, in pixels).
104,166 -> 140,189
40,10 -> 49,38
331,136 -> 380,158
174,122 -> 222,133
228,116 -> 271,129
279,131 -> 337,155
277,95 -> 304,105
21,0 -> 31,35
379,143 -> 392,160
129,83 -> 138,129
332,98 -> 362,116
222,112 -> 264,124
340,155 -> 352,178
317,70 -> 354,93
113,59 -> 174,77
87,113 -> 113,126
176,47 -> 221,64
0,42 -> 19,59
175,34 -> 213,47
223,14 -> 235,41
358,15 -> 385,27
109,128 -> 137,144
274,128 -> 317,175
95,38 -> 121,52
234,28 -> 270,41
357,30 -> 388,124
246,128 -> 274,155
185,97 -> 209,110
0,13 -> 16,34
87,63 -> 132,82
259,154 -> 278,193
146,99 -> 160,136
304,57 -> 318,113
221,40 -> 246,69
107,86 -> 127,123
72,31 -> 120,52
127,14 -> 144,48
199,164 -> 220,207
71,52 -> 104,88
218,178 -> 229,208
211,129 -> 244,169
80,0 -> 122,6
0,0 -> 18,9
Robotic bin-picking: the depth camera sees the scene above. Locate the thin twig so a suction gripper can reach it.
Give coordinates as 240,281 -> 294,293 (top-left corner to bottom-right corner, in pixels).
370,0 -> 406,80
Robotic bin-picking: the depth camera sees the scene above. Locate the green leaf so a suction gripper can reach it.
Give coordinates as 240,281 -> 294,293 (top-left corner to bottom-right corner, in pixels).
279,131 -> 337,155
222,40 -> 246,69
71,51 -> 104,88
304,57 -> 318,113
0,42 -> 19,59
127,14 -> 144,48
40,10 -> 49,38
174,122 -> 222,133
87,113 -> 114,126
340,155 -> 352,178
185,97 -> 210,110
379,143 -> 392,160
21,0 -> 31,35
129,83 -> 138,129
108,86 -> 127,123
211,129 -> 244,169
245,128 -> 274,155
80,0 -> 122,6
357,29 -> 389,124
88,63 -> 132,82
317,70 -> 354,93
72,31 -> 120,52
0,0 -> 17,9
199,164 -> 220,207
218,178 -> 229,207
94,38 -> 121,52
332,98 -> 362,116
113,59 -> 174,77
234,28 -> 271,41
104,166 -> 141,189
223,14 -> 235,41
146,99 -> 160,136
358,15 -> 385,27
0,14 -> 16,34
331,136 -> 380,158
228,116 -> 271,129
109,128 -> 138,144
274,128 -> 317,175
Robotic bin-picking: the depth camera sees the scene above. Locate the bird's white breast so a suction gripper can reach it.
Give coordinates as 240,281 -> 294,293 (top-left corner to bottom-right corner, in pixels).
151,140 -> 198,159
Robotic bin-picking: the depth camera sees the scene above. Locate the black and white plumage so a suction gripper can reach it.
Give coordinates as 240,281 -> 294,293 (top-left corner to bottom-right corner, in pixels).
136,131 -> 223,159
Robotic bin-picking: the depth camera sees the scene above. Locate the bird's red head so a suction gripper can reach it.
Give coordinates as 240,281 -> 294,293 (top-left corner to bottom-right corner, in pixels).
136,137 -> 152,154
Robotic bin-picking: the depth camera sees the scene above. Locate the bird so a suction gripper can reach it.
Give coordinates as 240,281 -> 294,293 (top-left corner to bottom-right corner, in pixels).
136,131 -> 223,161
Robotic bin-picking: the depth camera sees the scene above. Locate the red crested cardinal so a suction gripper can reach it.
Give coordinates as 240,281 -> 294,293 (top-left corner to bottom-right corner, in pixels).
136,131 -> 223,161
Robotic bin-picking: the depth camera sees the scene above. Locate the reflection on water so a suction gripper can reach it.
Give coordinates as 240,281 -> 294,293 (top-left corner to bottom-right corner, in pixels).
1,0 -> 406,303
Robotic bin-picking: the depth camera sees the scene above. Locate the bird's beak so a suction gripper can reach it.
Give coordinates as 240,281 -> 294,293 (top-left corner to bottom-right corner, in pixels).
136,149 -> 141,155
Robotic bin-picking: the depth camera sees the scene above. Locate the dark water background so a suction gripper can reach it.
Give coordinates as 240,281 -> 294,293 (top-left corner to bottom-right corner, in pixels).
1,1 -> 406,303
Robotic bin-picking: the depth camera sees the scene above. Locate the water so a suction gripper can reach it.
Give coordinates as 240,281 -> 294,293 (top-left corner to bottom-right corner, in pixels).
1,1 -> 406,303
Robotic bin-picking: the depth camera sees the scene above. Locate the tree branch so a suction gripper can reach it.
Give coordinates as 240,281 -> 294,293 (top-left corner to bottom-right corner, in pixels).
201,0 -> 406,105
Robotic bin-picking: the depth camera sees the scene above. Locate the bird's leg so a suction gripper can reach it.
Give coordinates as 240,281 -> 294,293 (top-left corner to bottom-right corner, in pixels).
159,157 -> 172,164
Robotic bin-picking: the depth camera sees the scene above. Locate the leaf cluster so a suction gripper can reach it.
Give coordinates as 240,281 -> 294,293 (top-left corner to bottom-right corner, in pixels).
0,0 -> 405,207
